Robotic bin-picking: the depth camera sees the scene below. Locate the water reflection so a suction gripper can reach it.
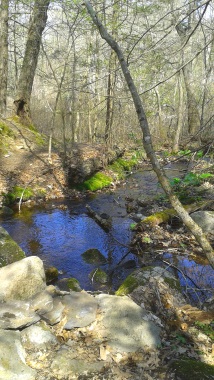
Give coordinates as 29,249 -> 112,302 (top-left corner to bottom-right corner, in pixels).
2,202 -> 137,291
163,252 -> 214,305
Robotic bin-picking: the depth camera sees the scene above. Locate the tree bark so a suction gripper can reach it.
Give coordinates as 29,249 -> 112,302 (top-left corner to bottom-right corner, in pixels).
84,0 -> 214,269
14,0 -> 50,124
0,0 -> 9,116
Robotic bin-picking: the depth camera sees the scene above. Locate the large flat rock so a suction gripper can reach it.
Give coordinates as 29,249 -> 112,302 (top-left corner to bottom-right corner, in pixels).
95,294 -> 161,352
62,291 -> 98,329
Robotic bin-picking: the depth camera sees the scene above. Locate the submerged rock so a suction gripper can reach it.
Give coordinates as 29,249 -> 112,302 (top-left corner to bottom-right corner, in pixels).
45,266 -> 59,283
81,248 -> 107,264
89,268 -> 109,284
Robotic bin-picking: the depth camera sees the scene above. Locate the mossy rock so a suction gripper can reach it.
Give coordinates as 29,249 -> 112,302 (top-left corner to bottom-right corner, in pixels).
3,186 -> 34,205
0,226 -> 25,267
80,172 -> 112,191
164,277 -> 182,291
115,274 -> 140,296
45,266 -> 59,283
67,277 -> 82,292
81,248 -> 107,264
171,359 -> 214,380
0,206 -> 14,216
89,268 -> 109,284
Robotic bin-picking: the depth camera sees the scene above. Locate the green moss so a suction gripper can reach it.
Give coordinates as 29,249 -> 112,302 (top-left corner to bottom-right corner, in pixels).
109,157 -> 137,179
67,278 -> 81,292
81,248 -> 107,264
195,321 -> 214,341
89,268 -> 109,284
164,277 -> 181,291
3,186 -> 34,205
115,274 -> 139,296
0,121 -> 14,137
171,359 -> 214,380
80,173 -> 112,191
0,226 -> 25,267
45,266 -> 59,283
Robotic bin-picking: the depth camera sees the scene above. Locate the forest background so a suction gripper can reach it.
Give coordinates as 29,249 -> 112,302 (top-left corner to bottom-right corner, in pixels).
0,0 -> 213,151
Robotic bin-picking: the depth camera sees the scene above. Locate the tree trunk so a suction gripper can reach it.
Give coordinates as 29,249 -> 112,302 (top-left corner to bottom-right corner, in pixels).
0,0 -> 9,116
173,71 -> 184,152
14,0 -> 50,124
84,0 -> 214,269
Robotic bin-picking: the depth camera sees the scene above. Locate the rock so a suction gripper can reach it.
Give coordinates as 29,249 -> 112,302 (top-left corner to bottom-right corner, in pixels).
66,143 -> 124,184
81,248 -> 107,264
21,324 -> 58,349
45,266 -> 59,283
0,300 -> 40,329
95,294 -> 161,352
62,292 -> 98,329
89,268 -> 109,284
30,289 -> 54,315
0,226 -> 25,267
0,256 -> 46,301
51,347 -> 104,377
66,277 -> 82,292
45,267 -> 59,283
41,297 -> 65,325
190,211 -> 214,234
0,206 -> 14,216
0,330 -> 37,380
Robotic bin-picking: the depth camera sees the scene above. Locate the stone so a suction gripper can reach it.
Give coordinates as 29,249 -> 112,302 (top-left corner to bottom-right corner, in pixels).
0,256 -> 46,301
0,226 -> 25,267
51,347 -> 104,377
62,292 -> 98,329
0,330 -> 36,380
81,248 -> 107,264
41,297 -> 64,325
190,211 -> 214,234
0,300 -> 40,329
45,266 -> 59,283
30,290 -> 54,315
21,324 -> 58,349
95,294 -> 161,352
89,268 -> 109,284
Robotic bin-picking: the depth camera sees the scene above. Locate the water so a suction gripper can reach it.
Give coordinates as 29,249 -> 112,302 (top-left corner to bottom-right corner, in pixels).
1,164 -> 214,301
1,197 -> 137,291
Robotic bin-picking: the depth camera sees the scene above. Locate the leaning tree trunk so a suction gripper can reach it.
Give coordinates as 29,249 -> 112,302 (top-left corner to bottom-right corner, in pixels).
14,0 -> 50,124
84,0 -> 214,269
0,0 -> 9,116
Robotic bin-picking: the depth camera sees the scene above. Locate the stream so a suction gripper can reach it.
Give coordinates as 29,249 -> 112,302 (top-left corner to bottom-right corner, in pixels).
1,163 -> 214,303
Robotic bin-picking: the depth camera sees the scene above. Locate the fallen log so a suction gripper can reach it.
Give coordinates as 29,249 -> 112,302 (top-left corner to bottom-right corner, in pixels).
86,204 -> 111,231
140,200 -> 213,228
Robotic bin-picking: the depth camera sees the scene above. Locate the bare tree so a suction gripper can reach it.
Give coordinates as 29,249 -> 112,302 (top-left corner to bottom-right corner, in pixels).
0,0 -> 9,115
14,0 -> 50,123
83,0 -> 214,268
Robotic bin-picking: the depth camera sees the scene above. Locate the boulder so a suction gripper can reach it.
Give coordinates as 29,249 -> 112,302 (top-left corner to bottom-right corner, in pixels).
0,256 -> 46,301
95,294 -> 161,352
0,226 -> 25,267
21,324 -> 58,349
190,211 -> 214,234
0,330 -> 37,380
0,300 -> 40,329
62,292 -> 98,329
